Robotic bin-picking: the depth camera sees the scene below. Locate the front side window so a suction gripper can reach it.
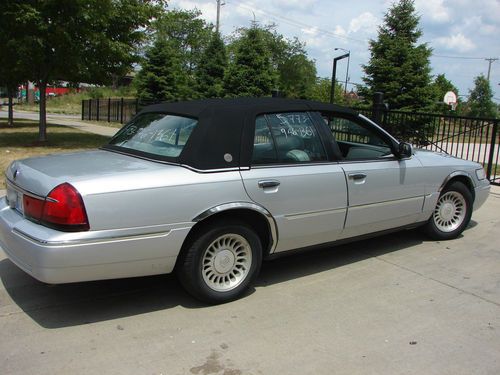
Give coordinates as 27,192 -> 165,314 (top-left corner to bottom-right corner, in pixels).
252,112 -> 327,165
326,116 -> 394,160
108,113 -> 198,158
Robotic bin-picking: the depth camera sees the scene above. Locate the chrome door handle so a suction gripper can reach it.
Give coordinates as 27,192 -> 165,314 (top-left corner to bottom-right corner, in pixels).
348,173 -> 367,180
258,179 -> 281,189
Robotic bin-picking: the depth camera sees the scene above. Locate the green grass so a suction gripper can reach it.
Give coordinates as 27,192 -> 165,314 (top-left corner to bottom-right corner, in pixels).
15,86 -> 137,115
0,120 -> 110,189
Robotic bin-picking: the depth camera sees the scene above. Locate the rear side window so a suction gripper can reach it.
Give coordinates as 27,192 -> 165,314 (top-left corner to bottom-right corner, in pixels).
252,112 -> 327,165
109,113 -> 198,158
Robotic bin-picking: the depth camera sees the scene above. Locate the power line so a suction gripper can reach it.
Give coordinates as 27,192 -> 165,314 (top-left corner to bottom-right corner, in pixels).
236,3 -> 493,59
431,54 -> 488,60
235,2 -> 367,44
229,1 -> 498,70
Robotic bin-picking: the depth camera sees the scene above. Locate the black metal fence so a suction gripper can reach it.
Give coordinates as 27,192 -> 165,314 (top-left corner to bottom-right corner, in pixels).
355,102 -> 499,186
81,96 -> 499,185
81,98 -> 142,124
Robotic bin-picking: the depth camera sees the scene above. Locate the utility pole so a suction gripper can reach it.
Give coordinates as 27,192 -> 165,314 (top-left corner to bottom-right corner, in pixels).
485,58 -> 499,81
216,0 -> 225,33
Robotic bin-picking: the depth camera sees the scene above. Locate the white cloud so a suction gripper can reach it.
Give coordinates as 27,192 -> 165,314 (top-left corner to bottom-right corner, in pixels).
460,15 -> 499,36
263,0 -> 316,11
175,1 -> 217,23
301,26 -> 319,36
333,25 -> 348,38
415,0 -> 450,23
434,33 -> 476,52
348,12 -> 378,34
479,23 -> 497,35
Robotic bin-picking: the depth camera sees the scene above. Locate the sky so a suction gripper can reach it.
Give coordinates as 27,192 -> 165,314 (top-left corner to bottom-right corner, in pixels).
168,0 -> 500,103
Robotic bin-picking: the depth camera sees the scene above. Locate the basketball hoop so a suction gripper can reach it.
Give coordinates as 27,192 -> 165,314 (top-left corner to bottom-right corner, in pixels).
444,91 -> 457,111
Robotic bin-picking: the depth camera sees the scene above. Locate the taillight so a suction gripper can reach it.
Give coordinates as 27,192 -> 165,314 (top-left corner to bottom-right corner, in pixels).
24,183 -> 89,232
23,195 -> 45,221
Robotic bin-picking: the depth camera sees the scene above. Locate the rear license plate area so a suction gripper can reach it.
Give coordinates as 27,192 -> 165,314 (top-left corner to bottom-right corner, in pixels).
6,186 -> 24,214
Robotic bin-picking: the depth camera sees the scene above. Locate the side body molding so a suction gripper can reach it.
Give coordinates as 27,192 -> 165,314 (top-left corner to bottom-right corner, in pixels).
192,202 -> 278,252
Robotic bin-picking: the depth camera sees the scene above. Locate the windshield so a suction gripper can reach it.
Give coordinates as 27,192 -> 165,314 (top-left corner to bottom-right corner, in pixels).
108,113 -> 198,158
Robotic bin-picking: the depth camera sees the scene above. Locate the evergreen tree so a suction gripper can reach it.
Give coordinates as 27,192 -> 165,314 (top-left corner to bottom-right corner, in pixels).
228,25 -> 316,98
135,39 -> 187,102
224,26 -> 276,97
153,9 -> 213,98
153,9 -> 213,73
467,75 -> 497,118
195,32 -> 227,98
361,0 -> 433,110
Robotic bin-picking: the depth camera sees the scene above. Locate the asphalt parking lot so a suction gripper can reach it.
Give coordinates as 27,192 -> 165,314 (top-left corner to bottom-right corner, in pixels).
1,188 -> 499,375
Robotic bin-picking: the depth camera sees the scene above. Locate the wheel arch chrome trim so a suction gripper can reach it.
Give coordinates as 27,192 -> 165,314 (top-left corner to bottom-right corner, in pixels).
439,171 -> 476,192
192,202 -> 278,253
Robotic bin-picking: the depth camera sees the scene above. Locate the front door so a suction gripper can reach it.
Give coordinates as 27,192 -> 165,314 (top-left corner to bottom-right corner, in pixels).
327,115 -> 426,239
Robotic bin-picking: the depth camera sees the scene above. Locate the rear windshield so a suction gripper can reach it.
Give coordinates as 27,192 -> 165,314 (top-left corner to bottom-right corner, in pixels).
108,113 -> 198,158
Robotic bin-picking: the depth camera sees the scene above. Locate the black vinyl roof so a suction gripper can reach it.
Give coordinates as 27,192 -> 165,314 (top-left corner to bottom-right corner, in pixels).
140,97 -> 357,118
127,98 -> 359,170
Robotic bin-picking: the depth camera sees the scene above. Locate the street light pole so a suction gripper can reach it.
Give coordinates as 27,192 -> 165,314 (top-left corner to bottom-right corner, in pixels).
335,47 -> 350,94
330,52 -> 350,104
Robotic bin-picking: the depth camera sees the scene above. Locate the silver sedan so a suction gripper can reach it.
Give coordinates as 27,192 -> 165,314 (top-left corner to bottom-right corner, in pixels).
0,98 -> 490,303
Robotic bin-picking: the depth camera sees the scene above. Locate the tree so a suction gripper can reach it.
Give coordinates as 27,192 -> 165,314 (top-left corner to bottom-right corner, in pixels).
9,0 -> 165,142
277,51 -> 317,99
309,78 -> 345,104
135,39 -> 188,102
153,9 -> 213,97
153,9 -> 213,71
361,0 -> 433,110
228,25 -> 316,98
467,75 -> 497,118
224,26 -> 276,97
195,32 -> 227,98
0,1 -> 30,126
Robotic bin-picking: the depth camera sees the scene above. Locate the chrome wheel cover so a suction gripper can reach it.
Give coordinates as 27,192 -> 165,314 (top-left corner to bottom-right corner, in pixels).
202,233 -> 252,292
433,191 -> 467,233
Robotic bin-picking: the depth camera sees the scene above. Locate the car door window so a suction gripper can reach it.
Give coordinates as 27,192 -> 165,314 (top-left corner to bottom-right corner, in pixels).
327,116 -> 394,160
252,112 -> 327,165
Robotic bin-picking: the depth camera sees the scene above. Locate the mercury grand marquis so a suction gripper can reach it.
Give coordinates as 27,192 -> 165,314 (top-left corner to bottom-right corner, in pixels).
0,98 -> 490,303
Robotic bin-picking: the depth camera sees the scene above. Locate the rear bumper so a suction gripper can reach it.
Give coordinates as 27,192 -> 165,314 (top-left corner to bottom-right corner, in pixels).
0,197 -> 191,284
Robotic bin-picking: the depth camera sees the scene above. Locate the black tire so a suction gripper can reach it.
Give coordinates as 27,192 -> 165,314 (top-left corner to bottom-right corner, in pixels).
423,181 -> 473,240
177,221 -> 262,304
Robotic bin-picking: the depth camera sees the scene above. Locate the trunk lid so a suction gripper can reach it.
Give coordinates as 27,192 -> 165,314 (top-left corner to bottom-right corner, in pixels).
5,149 -> 177,197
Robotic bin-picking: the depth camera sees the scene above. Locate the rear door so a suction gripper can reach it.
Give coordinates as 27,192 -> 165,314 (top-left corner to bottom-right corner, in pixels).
240,112 -> 347,253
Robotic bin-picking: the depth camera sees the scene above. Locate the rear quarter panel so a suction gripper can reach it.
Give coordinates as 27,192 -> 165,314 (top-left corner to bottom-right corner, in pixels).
74,168 -> 249,231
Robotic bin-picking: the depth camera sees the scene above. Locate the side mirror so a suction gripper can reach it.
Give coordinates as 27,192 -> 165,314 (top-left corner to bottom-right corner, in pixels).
398,142 -> 412,158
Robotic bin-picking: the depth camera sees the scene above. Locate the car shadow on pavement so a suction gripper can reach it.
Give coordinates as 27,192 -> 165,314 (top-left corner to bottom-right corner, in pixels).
1,229 -> 427,329
256,229 -> 425,287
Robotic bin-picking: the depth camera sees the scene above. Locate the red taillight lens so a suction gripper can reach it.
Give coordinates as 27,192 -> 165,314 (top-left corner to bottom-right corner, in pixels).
42,183 -> 89,231
23,195 -> 45,221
